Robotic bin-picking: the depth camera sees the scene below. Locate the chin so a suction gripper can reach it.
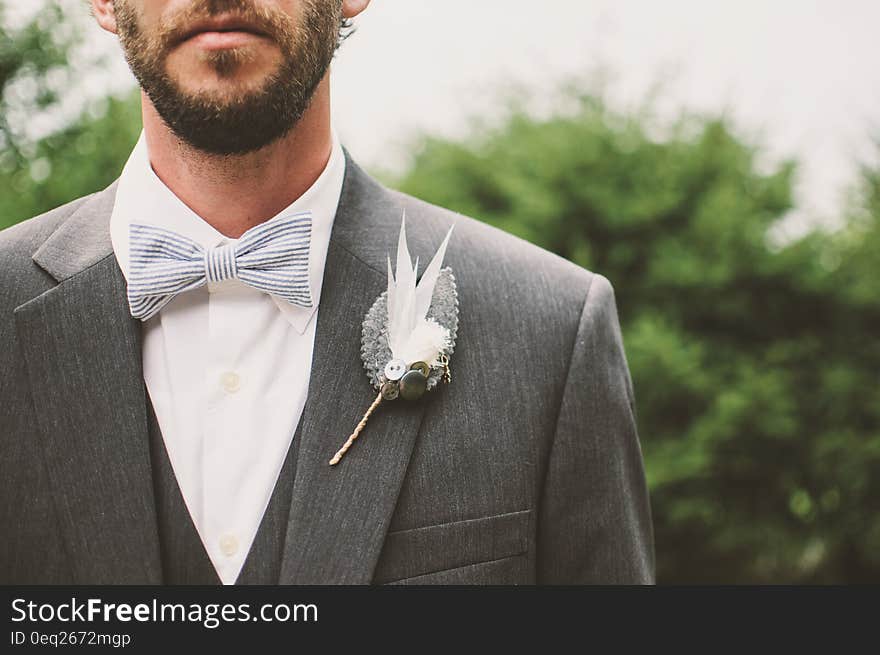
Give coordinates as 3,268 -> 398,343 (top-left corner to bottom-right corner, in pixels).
168,45 -> 280,88
172,66 -> 278,99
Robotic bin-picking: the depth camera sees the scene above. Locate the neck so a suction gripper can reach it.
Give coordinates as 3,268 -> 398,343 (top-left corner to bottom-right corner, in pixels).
141,75 -> 333,239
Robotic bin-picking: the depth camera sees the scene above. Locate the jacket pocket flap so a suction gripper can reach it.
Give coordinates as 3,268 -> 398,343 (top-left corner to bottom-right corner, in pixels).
373,509 -> 531,584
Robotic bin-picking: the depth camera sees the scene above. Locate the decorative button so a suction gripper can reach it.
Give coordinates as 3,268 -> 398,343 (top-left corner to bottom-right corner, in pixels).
384,359 -> 408,381
220,371 -> 241,393
219,534 -> 238,557
398,369 -> 428,400
380,381 -> 400,400
409,361 -> 430,376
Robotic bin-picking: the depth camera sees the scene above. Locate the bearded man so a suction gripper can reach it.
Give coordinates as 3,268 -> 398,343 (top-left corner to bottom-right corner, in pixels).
0,0 -> 654,585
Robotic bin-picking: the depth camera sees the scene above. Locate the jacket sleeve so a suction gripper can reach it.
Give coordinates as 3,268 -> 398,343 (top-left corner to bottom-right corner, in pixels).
537,273 -> 655,584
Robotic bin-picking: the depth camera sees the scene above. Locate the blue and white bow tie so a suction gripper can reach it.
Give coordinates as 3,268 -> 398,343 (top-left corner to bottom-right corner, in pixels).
127,211 -> 313,320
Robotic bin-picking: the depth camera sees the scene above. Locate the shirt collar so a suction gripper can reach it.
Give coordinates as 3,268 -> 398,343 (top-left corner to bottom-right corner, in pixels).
109,129 -> 346,335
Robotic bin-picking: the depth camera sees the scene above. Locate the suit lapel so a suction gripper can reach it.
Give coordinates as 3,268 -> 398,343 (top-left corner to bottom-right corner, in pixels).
279,156 -> 432,583
16,186 -> 162,584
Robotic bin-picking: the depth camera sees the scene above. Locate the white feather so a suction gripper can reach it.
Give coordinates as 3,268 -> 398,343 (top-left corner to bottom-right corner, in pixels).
414,224 -> 454,323
396,318 -> 450,366
386,213 -> 454,366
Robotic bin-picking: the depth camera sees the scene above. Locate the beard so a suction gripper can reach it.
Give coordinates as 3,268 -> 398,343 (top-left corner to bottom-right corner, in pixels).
114,0 -> 342,155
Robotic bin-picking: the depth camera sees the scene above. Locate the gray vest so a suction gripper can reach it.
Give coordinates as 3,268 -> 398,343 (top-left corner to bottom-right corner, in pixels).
146,396 -> 301,584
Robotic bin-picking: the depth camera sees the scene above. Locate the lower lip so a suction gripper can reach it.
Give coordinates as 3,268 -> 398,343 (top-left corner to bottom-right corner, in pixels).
186,30 -> 266,49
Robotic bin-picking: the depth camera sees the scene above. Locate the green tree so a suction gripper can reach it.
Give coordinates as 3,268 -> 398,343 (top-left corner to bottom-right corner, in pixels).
394,93 -> 880,583
0,0 -> 141,230
0,90 -> 141,229
0,0 -> 76,166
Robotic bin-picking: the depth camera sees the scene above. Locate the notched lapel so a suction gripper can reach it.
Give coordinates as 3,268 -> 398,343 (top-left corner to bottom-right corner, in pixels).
279,240 -> 429,584
15,187 -> 161,584
279,156 -> 465,584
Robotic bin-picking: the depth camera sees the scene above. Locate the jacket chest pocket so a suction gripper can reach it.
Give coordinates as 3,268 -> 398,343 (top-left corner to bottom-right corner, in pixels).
372,509 -> 532,584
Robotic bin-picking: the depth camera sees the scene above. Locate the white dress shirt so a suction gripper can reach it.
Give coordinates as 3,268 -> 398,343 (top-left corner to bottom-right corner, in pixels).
109,130 -> 345,584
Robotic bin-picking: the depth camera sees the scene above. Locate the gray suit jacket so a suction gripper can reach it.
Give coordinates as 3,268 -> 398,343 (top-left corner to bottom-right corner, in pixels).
0,152 -> 654,584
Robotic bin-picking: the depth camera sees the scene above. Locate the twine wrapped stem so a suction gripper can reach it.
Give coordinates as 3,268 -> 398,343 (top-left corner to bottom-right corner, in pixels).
329,392 -> 385,465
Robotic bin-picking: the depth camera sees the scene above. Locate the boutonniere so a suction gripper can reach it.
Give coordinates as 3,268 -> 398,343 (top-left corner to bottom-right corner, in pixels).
329,215 -> 458,465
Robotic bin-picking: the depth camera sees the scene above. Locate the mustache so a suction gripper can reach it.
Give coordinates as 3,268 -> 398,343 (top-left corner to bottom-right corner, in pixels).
156,0 -> 297,50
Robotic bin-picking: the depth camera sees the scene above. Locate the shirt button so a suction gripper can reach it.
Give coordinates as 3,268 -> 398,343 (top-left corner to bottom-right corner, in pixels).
220,371 -> 241,393
219,534 -> 239,557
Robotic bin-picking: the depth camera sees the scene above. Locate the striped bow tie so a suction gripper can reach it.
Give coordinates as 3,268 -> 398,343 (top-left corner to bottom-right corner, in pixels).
127,212 -> 313,320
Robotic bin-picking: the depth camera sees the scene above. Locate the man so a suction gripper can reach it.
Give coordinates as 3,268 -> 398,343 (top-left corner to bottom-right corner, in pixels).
0,0 -> 654,584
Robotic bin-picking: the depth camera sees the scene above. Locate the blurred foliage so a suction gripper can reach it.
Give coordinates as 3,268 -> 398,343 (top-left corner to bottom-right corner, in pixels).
0,0 -> 142,230
0,89 -> 141,229
2,3 -> 878,583
0,0 -> 75,165
395,96 -> 880,583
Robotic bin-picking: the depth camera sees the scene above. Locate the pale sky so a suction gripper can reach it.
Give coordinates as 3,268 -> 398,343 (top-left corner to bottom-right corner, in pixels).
328,0 -> 880,235
25,1 -> 880,233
